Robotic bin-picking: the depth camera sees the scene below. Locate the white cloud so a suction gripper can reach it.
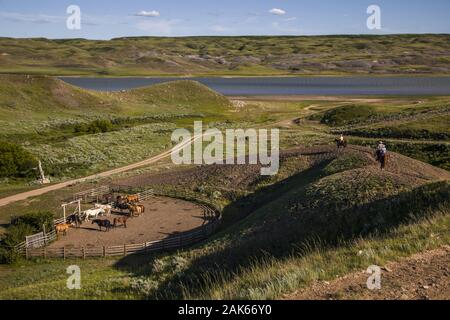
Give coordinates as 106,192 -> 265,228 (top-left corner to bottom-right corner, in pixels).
135,10 -> 160,17
284,17 -> 297,22
269,8 -> 286,16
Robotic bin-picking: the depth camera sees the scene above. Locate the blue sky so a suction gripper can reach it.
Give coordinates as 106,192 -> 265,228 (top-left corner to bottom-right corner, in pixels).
0,0 -> 449,39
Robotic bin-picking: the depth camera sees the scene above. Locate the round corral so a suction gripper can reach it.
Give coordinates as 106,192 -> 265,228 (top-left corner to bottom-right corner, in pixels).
48,196 -> 207,248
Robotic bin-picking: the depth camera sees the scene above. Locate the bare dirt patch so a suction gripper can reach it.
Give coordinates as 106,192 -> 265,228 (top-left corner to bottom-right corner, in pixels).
48,196 -> 207,248
286,246 -> 450,300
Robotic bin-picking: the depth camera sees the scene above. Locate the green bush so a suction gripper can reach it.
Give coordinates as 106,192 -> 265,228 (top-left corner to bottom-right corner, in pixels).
1,224 -> 36,247
320,105 -> 377,126
74,119 -> 114,134
0,211 -> 54,264
13,211 -> 54,235
0,141 -> 37,178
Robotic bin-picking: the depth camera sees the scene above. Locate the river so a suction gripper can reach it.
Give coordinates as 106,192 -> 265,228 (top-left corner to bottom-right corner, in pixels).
59,76 -> 450,96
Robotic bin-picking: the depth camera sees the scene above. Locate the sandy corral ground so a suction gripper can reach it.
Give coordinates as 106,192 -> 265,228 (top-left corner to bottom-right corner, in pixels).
48,196 -> 207,248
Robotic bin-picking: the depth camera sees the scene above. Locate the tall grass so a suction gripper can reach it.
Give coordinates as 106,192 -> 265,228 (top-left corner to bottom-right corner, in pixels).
181,206 -> 450,300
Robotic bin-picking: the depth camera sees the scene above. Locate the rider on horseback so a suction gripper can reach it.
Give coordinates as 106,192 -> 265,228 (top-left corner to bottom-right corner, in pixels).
336,134 -> 347,149
376,141 -> 387,161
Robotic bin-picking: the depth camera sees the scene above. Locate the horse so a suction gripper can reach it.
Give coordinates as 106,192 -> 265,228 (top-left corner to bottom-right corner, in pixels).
55,223 -> 70,236
92,219 -> 112,232
335,138 -> 347,149
67,214 -> 83,228
113,216 -> 128,228
128,204 -> 145,217
82,208 -> 105,221
375,150 -> 389,170
126,194 -> 140,203
94,204 -> 112,216
113,201 -> 129,211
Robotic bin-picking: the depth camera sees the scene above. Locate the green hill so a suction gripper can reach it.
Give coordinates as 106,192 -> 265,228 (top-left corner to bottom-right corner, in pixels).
306,99 -> 450,170
0,75 -> 232,180
0,35 -> 449,76
0,145 -> 449,299
0,74 -> 114,118
110,145 -> 450,299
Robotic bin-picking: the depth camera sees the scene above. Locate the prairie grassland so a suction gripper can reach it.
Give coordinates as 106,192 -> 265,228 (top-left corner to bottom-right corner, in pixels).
0,192 -> 447,300
1,76 -> 450,301
0,35 -> 449,76
24,123 -> 175,178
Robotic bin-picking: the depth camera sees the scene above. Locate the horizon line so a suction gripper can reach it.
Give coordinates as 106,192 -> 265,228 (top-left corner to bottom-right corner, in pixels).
1,33 -> 449,41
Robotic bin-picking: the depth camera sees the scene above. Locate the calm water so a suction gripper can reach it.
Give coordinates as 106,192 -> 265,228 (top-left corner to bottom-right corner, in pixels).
59,77 -> 450,96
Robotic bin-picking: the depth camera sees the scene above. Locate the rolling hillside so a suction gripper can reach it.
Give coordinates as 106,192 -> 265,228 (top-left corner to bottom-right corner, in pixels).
0,35 -> 449,76
0,75 -> 232,181
109,145 -> 450,299
0,145 -> 448,299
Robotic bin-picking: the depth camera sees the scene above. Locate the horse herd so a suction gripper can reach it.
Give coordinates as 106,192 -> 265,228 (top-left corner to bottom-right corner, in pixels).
55,194 -> 146,235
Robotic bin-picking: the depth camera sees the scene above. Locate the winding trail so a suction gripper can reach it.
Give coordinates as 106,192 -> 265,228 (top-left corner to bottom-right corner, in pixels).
0,135 -> 203,208
2,101 -> 448,208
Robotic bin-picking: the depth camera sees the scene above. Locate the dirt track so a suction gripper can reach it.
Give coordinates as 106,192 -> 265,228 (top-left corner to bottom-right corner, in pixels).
286,246 -> 450,300
0,134 -> 203,208
48,197 -> 206,248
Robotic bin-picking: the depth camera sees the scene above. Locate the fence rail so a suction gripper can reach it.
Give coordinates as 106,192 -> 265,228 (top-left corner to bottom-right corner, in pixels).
138,189 -> 155,201
73,185 -> 110,203
17,202 -> 220,260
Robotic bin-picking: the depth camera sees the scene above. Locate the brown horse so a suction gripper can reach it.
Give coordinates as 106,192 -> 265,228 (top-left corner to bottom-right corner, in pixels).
126,194 -> 140,203
113,216 -> 128,228
128,204 -> 145,217
55,223 -> 70,236
335,139 -> 347,149
380,153 -> 389,170
376,150 -> 389,170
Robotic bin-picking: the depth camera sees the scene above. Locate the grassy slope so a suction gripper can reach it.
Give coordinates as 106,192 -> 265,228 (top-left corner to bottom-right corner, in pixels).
136,146 -> 449,299
0,146 -> 448,300
0,35 -> 449,76
303,98 -> 450,169
0,75 -> 232,182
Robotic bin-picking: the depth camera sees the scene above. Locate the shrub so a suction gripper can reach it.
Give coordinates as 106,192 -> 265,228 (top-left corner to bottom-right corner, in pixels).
1,224 -> 35,247
74,119 -> 114,134
0,141 -> 38,178
320,105 -> 377,126
0,211 -> 54,264
129,277 -> 159,297
13,211 -> 54,235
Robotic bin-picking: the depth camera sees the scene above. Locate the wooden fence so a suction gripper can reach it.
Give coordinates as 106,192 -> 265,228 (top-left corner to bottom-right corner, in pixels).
15,230 -> 57,251
17,203 -> 220,259
73,185 -> 110,203
71,185 -> 155,204
137,189 -> 154,201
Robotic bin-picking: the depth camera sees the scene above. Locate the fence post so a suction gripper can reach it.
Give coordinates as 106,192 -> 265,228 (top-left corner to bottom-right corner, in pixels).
43,224 -> 47,245
44,247 -> 47,259
124,244 -> 127,256
25,247 -> 29,260
103,246 -> 106,257
82,247 -> 86,259
63,247 -> 66,260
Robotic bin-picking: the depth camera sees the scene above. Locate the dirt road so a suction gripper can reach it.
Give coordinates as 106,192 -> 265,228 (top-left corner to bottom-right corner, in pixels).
286,246 -> 450,300
0,135 -> 202,208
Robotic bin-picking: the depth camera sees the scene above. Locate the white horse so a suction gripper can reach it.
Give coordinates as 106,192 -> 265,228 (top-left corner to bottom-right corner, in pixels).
94,204 -> 112,216
82,208 -> 105,221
